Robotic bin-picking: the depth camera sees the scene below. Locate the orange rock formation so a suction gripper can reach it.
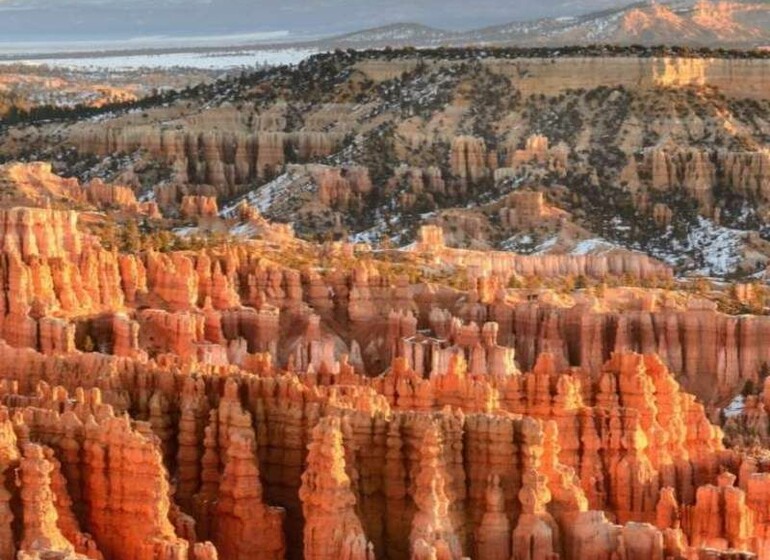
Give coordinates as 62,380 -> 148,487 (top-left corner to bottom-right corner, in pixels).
0,203 -> 766,560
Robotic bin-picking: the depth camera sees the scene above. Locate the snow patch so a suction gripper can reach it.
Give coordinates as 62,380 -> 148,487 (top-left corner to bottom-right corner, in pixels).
533,236 -> 558,253
221,172 -> 301,217
723,394 -> 745,419
650,216 -> 744,277
349,216 -> 403,245
571,238 -> 620,255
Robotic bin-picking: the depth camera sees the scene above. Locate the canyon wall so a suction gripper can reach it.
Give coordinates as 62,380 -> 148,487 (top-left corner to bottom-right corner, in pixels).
0,162 -> 159,216
628,148 -> 770,213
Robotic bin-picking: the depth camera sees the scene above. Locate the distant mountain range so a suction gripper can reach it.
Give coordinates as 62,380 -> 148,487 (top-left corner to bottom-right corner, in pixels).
0,1 -> 767,61
308,1 -> 770,49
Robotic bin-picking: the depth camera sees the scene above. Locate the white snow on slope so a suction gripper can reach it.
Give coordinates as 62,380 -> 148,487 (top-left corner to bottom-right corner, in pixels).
533,236 -> 558,253
221,172 -> 298,217
653,216 -> 744,277
571,238 -> 620,255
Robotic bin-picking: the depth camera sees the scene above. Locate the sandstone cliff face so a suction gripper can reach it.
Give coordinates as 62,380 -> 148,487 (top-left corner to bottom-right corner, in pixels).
68,127 -> 342,194
451,136 -> 491,183
488,298 -> 770,402
446,135 -> 569,190
502,134 -> 569,179
0,162 -> 80,207
0,206 -> 83,261
485,56 -> 770,100
0,397 -> 214,560
631,148 -> 770,213
498,191 -> 568,231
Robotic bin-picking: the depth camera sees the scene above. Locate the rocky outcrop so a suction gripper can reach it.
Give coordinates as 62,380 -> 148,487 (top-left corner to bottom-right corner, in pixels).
81,413 -> 192,560
490,297 -> 770,401
215,431 -> 285,560
389,166 -> 447,211
499,191 -> 568,231
181,196 -> 219,219
0,399 -> 217,560
0,339 -> 761,559
409,423 -> 462,560
17,443 -> 76,556
0,205 -> 764,560
0,163 -> 160,217
511,467 -> 560,560
311,165 -> 372,209
502,135 -> 569,178
0,206 -> 764,403
451,136 -> 491,183
0,411 -> 20,560
0,206 -> 83,261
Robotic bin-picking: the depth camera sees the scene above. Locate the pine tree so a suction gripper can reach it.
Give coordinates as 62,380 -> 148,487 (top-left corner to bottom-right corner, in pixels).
123,220 -> 142,253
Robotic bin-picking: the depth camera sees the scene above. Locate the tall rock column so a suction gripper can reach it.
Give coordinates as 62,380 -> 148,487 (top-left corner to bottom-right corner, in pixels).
0,410 -> 20,560
17,443 -> 74,555
511,468 -> 560,560
655,487 -> 687,559
82,414 -> 191,560
176,377 -> 210,512
611,411 -> 659,524
475,474 -> 511,560
45,447 -> 102,559
215,431 -> 285,560
383,419 -> 411,560
300,416 -> 375,560
409,423 -> 463,560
